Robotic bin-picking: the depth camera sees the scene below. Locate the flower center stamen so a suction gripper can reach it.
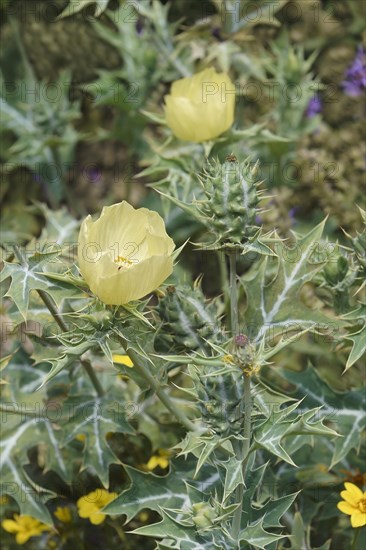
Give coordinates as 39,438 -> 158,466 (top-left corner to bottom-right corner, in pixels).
114,255 -> 134,270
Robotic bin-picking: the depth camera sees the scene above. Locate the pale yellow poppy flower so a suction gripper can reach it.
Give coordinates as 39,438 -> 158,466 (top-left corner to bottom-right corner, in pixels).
164,67 -> 235,142
78,201 -> 175,305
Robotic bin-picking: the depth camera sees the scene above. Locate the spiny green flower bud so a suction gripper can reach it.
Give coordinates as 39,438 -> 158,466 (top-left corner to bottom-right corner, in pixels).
323,255 -> 349,286
155,282 -> 223,353
196,156 -> 272,255
191,502 -> 217,529
84,307 -> 114,330
352,230 -> 366,271
232,334 -> 260,376
197,369 -> 245,437
343,208 -> 366,292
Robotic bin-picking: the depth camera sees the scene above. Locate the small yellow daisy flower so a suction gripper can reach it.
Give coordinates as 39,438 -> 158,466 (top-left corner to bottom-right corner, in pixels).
54,506 -> 72,523
145,449 -> 171,471
77,489 -> 117,525
1,514 -> 51,545
337,482 -> 366,528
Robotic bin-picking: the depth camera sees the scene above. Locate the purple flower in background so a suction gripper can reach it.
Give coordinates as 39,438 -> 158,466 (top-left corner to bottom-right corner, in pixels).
342,46 -> 366,97
85,167 -> 102,184
32,172 -> 43,184
136,17 -> 144,35
306,95 -> 322,118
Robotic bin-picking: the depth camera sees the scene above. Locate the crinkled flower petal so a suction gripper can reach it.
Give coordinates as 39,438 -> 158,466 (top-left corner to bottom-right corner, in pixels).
78,201 -> 175,305
164,67 -> 235,143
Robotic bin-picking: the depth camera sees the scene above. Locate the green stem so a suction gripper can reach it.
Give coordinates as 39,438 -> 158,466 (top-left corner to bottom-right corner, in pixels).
0,404 -> 42,418
232,375 -> 252,541
352,528 -> 361,550
217,251 -> 229,310
108,519 -> 132,549
116,336 -> 196,432
12,246 -> 105,398
228,251 -> 253,541
229,252 -> 238,336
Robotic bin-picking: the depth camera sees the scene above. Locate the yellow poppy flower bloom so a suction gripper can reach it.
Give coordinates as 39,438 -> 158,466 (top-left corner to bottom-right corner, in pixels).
337,482 -> 366,528
54,506 -> 72,523
146,449 -> 171,471
164,67 -> 235,142
112,354 -> 134,368
1,514 -> 51,545
76,489 -> 117,525
78,201 -> 175,305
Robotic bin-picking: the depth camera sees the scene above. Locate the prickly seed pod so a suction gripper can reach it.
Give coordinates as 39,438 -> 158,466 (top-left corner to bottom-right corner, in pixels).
198,370 -> 245,437
196,156 -> 273,255
155,281 -> 223,353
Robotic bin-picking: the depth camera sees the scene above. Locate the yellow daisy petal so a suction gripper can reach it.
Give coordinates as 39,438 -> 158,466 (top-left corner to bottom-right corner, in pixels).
344,482 -> 363,501
1,519 -> 20,533
89,513 -> 106,526
351,511 -> 366,528
16,532 -> 31,545
337,501 -> 356,515
340,490 -> 360,507
112,354 -> 134,368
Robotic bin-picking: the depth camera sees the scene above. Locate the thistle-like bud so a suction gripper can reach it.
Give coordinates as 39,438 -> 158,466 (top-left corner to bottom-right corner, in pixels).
191,502 -> 217,530
343,208 -> 366,292
197,368 -> 245,437
352,230 -> 366,273
155,282 -> 223,353
323,254 -> 349,287
196,156 -> 272,255
232,334 -> 260,376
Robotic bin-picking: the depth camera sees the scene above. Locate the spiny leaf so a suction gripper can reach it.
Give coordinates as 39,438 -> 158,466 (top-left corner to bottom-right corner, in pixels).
277,365 -> 366,468
104,465 -> 188,523
58,0 -> 110,19
61,394 -> 134,486
0,251 -> 60,320
342,303 -> 366,371
254,399 -> 338,466
0,419 -> 55,523
131,508 -> 221,548
239,518 -> 286,549
105,458 -> 220,523
242,219 -> 338,348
